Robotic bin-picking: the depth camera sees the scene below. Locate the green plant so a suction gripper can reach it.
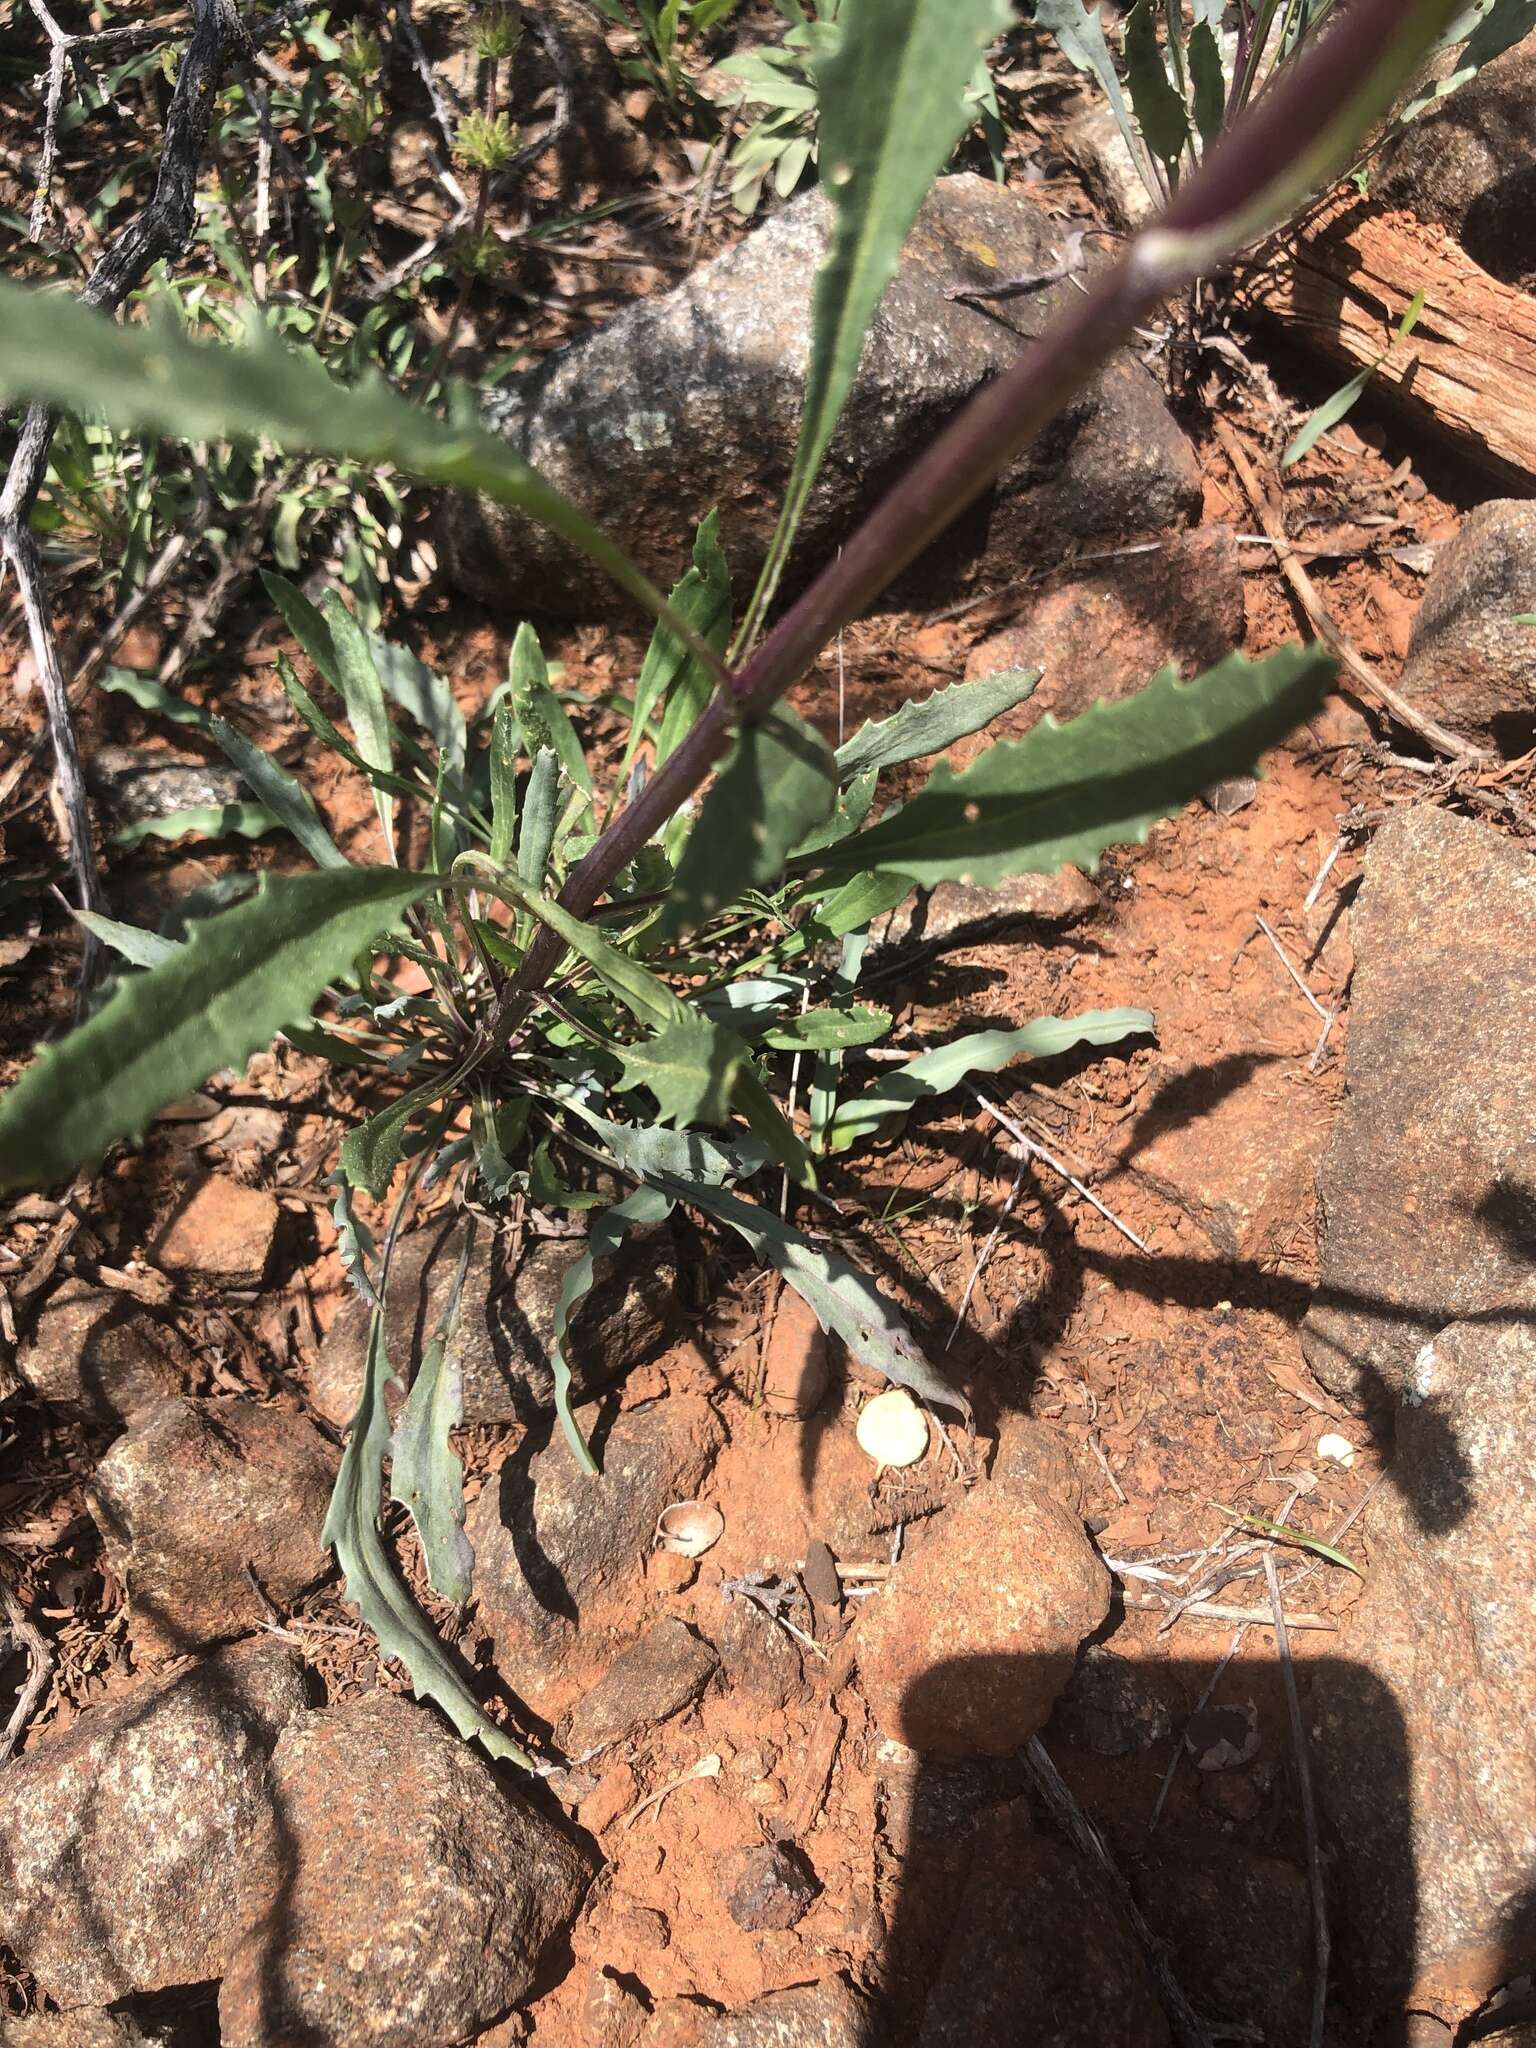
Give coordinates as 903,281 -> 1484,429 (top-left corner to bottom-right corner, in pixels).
1037,0 -> 1536,214
714,1 -> 1004,216
590,0 -> 747,107
0,0 -> 1468,1759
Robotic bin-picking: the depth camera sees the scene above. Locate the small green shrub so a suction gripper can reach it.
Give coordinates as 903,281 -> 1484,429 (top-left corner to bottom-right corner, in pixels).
0,0 -> 1466,1757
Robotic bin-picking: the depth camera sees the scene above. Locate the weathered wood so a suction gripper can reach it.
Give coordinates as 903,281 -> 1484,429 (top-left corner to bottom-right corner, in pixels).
1239,196 -> 1536,488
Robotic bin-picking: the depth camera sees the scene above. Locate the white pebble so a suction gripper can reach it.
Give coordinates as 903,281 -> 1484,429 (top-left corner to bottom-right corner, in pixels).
855,1388 -> 930,1471
1317,1432 -> 1356,1469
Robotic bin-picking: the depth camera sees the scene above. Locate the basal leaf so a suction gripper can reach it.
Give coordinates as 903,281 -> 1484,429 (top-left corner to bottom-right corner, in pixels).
325,1313 -> 531,1765
1124,0 -> 1189,171
834,668 -> 1039,781
488,704 -> 520,869
100,668 -> 211,728
548,1186 -> 675,1473
618,1010 -> 746,1128
663,706 -> 837,936
517,747 -> 560,890
324,592 -> 396,855
652,1174 -> 970,1424
0,867 -> 435,1193
209,716 -> 348,870
370,633 -> 467,774
108,802 -> 281,849
760,1003 -> 892,1051
1035,0 -> 1160,201
627,511 -> 733,774
262,571 -> 341,690
746,0 -> 1014,628
390,1226 -> 476,1603
511,622 -> 592,798
826,1008 -> 1153,1150
813,646 -> 1335,889
1187,18 -> 1226,151
72,910 -> 184,970
0,288 -> 707,651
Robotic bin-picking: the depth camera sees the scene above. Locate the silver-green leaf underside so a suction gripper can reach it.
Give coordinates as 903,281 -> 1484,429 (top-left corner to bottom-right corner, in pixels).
814,646 -> 1335,889
834,668 -> 1040,781
108,802 -> 281,849
0,867 -> 435,1193
390,1228 -> 476,1603
209,716 -> 348,870
825,1008 -> 1154,1150
72,911 -> 184,970
325,1314 -> 531,1766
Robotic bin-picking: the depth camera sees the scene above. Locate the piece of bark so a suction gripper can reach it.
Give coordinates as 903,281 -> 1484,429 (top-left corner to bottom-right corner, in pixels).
1239,197 -> 1536,486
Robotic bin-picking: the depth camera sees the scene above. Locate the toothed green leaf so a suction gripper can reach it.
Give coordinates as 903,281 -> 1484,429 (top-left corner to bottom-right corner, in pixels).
814,647 -> 1335,889
834,669 -> 1040,780
0,867 -> 436,1192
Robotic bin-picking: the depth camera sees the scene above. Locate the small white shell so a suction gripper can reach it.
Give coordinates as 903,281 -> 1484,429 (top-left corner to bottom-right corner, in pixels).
855,1388 -> 930,1471
654,1500 -> 724,1559
1316,1432 -> 1356,1469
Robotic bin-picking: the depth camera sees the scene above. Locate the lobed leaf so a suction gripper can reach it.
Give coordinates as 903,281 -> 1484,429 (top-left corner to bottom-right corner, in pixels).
812,646 -> 1335,890
834,668 -> 1040,781
390,1227 -> 477,1603
325,1314 -> 531,1765
825,1008 -> 1153,1150
0,867 -> 436,1193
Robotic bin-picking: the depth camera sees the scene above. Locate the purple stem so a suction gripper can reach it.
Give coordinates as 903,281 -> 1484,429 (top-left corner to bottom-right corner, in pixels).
501,0 -> 1449,1013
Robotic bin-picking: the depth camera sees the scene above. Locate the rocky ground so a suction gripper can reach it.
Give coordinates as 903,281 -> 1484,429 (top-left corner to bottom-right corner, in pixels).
3,11 -> 1536,2048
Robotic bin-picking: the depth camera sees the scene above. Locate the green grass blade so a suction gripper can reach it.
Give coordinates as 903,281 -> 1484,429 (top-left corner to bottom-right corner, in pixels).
1212,1500 -> 1364,1577
812,646 -> 1335,888
0,867 -> 436,1192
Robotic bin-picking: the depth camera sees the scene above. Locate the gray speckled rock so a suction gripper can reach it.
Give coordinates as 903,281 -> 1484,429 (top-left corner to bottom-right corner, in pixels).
440,175 -> 1199,616
1399,501 -> 1536,753
470,1396 -> 725,1707
0,1639 -> 307,2006
1301,805 -> 1536,1406
219,1693 -> 591,2048
311,1214 -> 675,1430
696,1978 -> 879,2048
1314,1301 -> 1536,2023
88,1395 -> 337,1653
86,748 -> 244,826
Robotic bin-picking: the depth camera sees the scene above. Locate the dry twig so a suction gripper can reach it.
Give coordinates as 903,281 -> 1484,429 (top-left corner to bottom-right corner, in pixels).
1265,1548 -> 1329,2048
1022,1736 -> 1215,2048
1214,419 -> 1483,765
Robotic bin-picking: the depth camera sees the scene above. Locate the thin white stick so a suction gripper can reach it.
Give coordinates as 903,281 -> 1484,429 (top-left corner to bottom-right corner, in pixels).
970,1088 -> 1150,1253
1254,916 -> 1329,1022
947,1157 -> 1025,1349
